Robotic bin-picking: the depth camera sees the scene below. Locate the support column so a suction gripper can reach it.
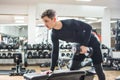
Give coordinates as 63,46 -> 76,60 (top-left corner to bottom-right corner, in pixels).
101,8 -> 111,48
28,5 -> 37,44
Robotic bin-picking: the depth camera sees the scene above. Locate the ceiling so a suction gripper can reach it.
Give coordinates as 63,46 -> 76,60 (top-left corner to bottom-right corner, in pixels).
0,0 -> 119,27
0,0 -> 119,9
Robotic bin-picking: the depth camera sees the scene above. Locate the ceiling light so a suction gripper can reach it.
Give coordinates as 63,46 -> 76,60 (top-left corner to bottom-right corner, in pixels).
76,0 -> 91,2
85,17 -> 98,21
15,20 -> 24,23
110,20 -> 117,23
14,16 -> 24,20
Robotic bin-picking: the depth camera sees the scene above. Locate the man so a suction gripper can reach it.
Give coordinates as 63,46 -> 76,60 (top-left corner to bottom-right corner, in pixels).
41,9 -> 105,80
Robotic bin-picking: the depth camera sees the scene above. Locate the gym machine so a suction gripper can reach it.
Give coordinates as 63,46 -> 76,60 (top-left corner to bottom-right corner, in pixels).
9,53 -> 35,76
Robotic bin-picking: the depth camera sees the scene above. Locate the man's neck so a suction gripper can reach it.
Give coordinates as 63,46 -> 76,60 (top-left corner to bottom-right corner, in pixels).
53,21 -> 62,30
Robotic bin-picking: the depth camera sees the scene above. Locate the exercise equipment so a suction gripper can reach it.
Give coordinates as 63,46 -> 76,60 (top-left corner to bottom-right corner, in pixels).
24,70 -> 95,80
40,62 -> 50,67
38,51 -> 44,58
32,51 -> 38,58
7,53 -> 13,58
27,51 -> 33,58
60,44 -> 65,49
71,43 -> 93,57
13,43 -> 19,49
2,53 -> 6,58
43,51 -> 51,58
38,44 -> 43,50
66,44 -> 72,49
33,44 -> 38,50
7,44 -> 13,49
43,44 -> 48,50
61,53 -> 65,57
9,53 -> 35,76
9,53 -> 24,76
27,44 -> 33,50
48,44 -> 52,50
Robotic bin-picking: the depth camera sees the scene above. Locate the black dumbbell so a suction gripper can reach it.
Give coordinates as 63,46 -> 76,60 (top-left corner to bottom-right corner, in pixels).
49,52 -> 51,58
27,51 -> 32,58
44,62 -> 50,67
72,43 -> 93,57
40,63 -> 46,67
38,51 -> 44,58
13,44 -> 19,49
2,53 -> 6,58
33,44 -> 38,50
43,51 -> 50,58
7,45 -> 13,49
66,44 -> 72,49
32,51 -> 38,58
38,44 -> 43,50
8,53 -> 13,58
48,44 -> 52,50
61,53 -> 65,57
60,45 -> 65,49
43,44 -> 48,50
27,44 -> 32,50
66,53 -> 71,57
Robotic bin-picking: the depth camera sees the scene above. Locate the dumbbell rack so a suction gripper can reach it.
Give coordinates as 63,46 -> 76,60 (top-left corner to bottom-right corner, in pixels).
58,48 -> 73,69
0,49 -> 21,65
27,51 -> 51,65
24,44 -> 51,65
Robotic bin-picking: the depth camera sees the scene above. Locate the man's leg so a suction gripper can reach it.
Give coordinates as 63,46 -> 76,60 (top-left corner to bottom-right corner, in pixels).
94,64 -> 105,80
88,34 -> 106,80
70,54 -> 86,70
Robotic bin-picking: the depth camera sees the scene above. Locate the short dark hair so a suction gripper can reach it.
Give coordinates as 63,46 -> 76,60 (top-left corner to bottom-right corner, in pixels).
41,9 -> 56,19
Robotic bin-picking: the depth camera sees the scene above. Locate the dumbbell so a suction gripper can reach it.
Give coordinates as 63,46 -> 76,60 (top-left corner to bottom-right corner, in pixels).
27,44 -> 32,50
32,51 -> 38,58
2,44 -> 7,49
48,44 -> 52,50
66,53 -> 71,57
27,51 -> 32,58
7,45 -> 13,49
38,51 -> 44,58
66,44 -> 72,49
2,53 -> 6,58
38,44 -> 43,50
43,44 -> 48,50
60,45 -> 65,49
7,53 -> 13,58
43,51 -> 50,58
40,63 -> 45,67
33,44 -> 38,50
61,53 -> 65,57
13,44 -> 19,49
72,43 -> 93,57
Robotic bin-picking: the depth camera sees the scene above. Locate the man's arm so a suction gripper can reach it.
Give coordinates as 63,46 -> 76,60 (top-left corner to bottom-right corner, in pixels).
50,32 -> 59,71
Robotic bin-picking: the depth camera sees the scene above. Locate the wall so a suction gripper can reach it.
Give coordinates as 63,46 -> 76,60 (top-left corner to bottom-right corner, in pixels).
19,26 -> 28,38
0,25 -> 19,36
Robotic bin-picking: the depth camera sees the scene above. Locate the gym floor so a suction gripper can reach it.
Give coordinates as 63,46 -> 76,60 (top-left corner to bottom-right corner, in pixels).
0,66 -> 120,80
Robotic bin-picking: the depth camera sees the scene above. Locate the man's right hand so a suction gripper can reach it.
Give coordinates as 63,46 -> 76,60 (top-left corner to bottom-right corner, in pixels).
41,70 -> 53,75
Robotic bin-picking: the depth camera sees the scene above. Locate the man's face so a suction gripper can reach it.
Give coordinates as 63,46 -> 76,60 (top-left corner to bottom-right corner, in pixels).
42,16 -> 56,29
